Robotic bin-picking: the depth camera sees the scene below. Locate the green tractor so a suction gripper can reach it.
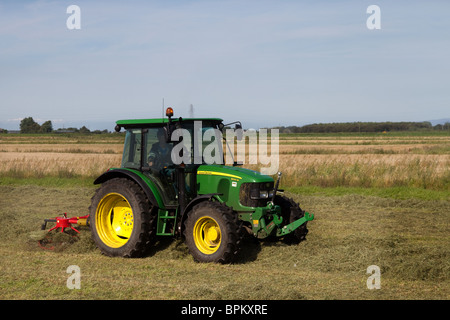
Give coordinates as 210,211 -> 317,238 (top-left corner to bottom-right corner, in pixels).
89,108 -> 314,263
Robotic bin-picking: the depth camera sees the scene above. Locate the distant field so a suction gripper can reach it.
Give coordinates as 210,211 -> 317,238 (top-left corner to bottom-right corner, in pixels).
1,132 -> 449,189
0,134 -> 123,180
0,132 -> 448,300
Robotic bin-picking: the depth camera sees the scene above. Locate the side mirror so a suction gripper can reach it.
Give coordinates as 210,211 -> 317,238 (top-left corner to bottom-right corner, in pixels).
165,118 -> 182,143
223,121 -> 243,140
163,126 -> 171,143
164,125 -> 177,143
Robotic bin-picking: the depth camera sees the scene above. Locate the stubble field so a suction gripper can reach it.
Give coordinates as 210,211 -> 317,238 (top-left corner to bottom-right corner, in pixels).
0,131 -> 449,300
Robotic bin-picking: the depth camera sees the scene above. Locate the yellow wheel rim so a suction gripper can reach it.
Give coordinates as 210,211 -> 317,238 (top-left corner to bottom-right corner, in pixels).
193,216 -> 221,254
96,193 -> 133,248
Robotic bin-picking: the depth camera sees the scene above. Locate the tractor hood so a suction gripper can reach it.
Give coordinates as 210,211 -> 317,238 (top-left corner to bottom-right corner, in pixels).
197,164 -> 274,184
196,164 -> 276,211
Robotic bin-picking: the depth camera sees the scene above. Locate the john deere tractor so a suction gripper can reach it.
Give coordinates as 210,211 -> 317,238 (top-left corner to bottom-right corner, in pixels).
89,108 -> 313,263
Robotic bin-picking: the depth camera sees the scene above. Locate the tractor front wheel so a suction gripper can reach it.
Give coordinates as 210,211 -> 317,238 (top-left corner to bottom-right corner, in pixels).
275,195 -> 309,244
184,201 -> 242,264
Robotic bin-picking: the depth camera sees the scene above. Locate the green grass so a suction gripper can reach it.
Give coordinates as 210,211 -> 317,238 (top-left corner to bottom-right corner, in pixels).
0,176 -> 97,188
0,183 -> 448,300
1,176 -> 448,200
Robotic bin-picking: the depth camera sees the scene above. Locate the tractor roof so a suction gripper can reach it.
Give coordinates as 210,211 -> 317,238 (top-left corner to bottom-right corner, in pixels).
116,117 -> 223,128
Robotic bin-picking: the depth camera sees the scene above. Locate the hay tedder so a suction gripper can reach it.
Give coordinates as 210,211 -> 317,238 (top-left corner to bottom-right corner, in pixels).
38,108 -> 314,262
38,213 -> 89,250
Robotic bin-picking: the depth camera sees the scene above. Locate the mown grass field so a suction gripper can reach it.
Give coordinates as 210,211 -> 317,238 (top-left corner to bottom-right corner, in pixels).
0,131 -> 449,300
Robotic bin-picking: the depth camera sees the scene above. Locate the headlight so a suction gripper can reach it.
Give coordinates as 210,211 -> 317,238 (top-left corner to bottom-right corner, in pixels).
250,188 -> 260,199
250,189 -> 269,199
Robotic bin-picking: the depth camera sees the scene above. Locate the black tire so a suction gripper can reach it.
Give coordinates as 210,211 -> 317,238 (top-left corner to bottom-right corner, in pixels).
184,201 -> 243,264
89,178 -> 156,257
274,195 -> 309,244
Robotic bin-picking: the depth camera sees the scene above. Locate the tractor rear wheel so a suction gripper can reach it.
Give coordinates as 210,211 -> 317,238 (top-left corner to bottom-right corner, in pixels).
89,178 -> 156,257
184,201 -> 242,264
275,195 -> 309,244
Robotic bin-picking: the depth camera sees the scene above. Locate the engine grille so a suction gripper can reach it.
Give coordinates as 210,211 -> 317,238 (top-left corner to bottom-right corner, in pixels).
239,182 -> 274,207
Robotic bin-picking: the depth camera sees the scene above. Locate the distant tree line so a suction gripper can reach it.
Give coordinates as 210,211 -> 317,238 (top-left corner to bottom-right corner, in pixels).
19,117 -> 53,133
274,121 -> 450,134
17,117 -> 109,134
2,117 -> 448,134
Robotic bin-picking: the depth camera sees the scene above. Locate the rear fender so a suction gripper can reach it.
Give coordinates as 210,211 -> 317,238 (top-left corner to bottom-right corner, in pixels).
94,168 -> 164,209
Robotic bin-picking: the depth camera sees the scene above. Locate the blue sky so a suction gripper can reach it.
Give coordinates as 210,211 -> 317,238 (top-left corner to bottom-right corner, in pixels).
0,0 -> 449,130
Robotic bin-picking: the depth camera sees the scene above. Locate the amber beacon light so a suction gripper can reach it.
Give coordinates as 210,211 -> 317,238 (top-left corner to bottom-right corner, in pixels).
166,107 -> 174,117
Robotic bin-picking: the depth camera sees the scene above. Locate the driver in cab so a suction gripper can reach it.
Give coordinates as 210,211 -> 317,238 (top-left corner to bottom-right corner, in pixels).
148,128 -> 173,171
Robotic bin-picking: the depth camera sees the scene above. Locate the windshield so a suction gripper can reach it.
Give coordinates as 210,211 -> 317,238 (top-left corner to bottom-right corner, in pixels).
121,121 -> 223,169
168,121 -> 224,166
182,121 -> 224,165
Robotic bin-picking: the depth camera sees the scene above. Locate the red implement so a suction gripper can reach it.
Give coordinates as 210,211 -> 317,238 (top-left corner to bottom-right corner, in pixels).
39,213 -> 89,250
42,213 -> 89,233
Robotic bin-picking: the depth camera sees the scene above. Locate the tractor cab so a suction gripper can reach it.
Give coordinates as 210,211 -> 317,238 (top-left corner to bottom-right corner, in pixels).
115,110 -> 226,208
